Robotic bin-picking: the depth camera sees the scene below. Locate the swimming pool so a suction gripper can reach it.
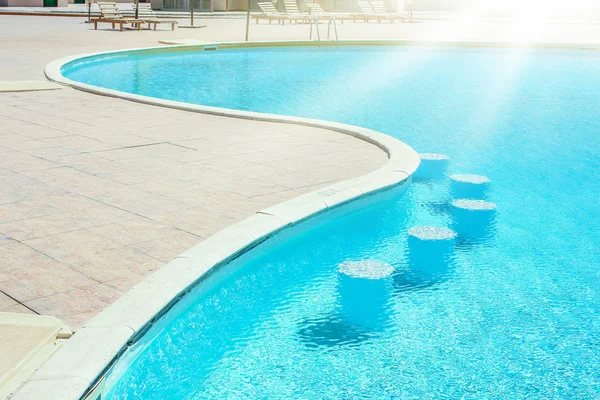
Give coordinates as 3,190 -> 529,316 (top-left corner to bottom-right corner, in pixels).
62,45 -> 600,398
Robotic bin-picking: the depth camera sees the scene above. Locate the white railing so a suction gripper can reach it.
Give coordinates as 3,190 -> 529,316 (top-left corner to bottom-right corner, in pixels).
309,15 -> 339,46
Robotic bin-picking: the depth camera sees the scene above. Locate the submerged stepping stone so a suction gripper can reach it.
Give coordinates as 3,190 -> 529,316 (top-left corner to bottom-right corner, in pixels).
452,199 -> 497,212
407,226 -> 456,272
414,153 -> 450,181
338,260 -> 394,280
408,226 -> 457,242
338,260 -> 393,331
450,174 -> 491,199
451,199 -> 497,242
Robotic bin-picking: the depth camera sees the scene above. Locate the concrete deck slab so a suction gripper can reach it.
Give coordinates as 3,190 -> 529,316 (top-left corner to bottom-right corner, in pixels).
0,81 -> 62,92
0,312 -> 71,399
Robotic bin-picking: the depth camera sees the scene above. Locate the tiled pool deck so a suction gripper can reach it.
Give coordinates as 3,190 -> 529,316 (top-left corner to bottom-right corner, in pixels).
1,14 -> 600,330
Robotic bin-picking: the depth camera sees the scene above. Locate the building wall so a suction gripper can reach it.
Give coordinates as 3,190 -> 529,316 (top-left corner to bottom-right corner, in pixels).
228,0 -> 246,10
1,0 -> 68,6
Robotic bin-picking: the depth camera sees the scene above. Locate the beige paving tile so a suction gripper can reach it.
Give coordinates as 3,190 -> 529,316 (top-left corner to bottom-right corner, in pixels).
10,120 -> 74,140
0,197 -> 64,224
0,261 -> 98,302
54,154 -> 133,176
98,187 -> 197,218
132,178 -> 206,198
0,152 -> 57,173
88,219 -> 196,247
103,274 -> 146,293
23,231 -> 161,282
42,134 -> 115,152
21,145 -> 80,161
1,138 -> 56,152
0,133 -> 34,145
0,291 -> 17,308
0,240 -> 57,274
94,143 -> 189,161
132,231 -> 202,263
155,207 -> 241,238
0,215 -> 98,242
0,303 -> 35,314
25,284 -> 124,329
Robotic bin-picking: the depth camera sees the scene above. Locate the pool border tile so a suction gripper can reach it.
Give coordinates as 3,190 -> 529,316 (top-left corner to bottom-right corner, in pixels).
15,41 -> 421,400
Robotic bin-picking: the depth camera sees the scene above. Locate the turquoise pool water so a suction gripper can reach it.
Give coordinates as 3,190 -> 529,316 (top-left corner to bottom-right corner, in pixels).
63,46 -> 600,398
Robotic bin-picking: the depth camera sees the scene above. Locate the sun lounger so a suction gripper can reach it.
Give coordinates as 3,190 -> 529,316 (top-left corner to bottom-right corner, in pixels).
305,2 -> 352,23
353,0 -> 387,23
282,0 -> 309,24
253,2 -> 288,24
371,1 -> 405,23
133,3 -> 178,31
93,2 -> 145,31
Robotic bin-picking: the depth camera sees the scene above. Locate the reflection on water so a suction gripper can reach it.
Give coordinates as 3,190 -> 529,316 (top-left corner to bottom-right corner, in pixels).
393,246 -> 456,295
297,315 -> 372,349
393,266 -> 452,294
427,200 -> 454,217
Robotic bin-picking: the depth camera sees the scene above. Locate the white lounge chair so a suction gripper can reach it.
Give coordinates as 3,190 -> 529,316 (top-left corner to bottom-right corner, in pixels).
371,1 -> 405,23
133,3 -> 178,31
92,2 -> 144,31
254,2 -> 290,24
282,0 -> 309,24
305,2 -> 352,23
353,0 -> 387,23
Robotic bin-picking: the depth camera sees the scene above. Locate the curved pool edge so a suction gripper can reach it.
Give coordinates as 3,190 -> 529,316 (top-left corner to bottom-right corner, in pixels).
14,42 -> 420,400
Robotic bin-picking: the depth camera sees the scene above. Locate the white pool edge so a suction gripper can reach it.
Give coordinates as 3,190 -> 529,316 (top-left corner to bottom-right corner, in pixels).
13,42 -> 420,400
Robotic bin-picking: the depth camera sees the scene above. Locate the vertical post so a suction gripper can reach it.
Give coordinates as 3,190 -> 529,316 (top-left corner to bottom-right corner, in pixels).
333,17 -> 338,42
190,0 -> 194,26
135,0 -> 139,19
316,18 -> 320,43
210,0 -> 214,12
245,0 -> 251,41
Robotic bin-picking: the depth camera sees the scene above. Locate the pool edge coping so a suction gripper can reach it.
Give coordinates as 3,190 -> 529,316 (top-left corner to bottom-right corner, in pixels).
14,41 -> 421,400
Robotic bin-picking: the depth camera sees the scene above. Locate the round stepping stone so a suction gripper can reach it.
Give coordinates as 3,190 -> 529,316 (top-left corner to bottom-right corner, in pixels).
414,153 -> 450,181
408,226 -> 457,241
338,260 -> 394,280
338,260 -> 393,331
450,174 -> 491,199
407,226 -> 456,273
452,199 -> 497,212
452,199 -> 497,242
